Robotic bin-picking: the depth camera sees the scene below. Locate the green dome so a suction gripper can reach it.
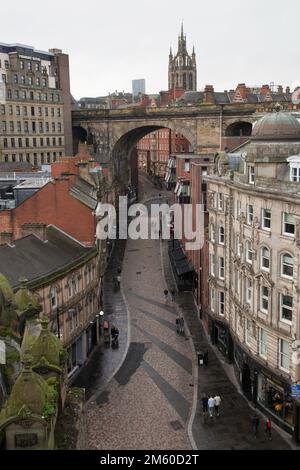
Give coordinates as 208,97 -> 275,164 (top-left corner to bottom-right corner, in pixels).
0,365 -> 48,421
0,273 -> 14,304
28,317 -> 63,372
14,279 -> 41,318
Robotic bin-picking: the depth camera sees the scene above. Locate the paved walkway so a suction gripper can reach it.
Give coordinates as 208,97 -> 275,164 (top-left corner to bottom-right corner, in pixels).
81,177 -> 194,450
75,175 -> 293,450
161,240 -> 292,450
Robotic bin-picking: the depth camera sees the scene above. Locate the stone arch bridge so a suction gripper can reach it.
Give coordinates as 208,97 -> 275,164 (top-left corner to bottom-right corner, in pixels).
72,104 -> 260,183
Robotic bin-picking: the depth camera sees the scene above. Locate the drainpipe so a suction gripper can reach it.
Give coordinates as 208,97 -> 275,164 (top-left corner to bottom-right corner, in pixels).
220,105 -> 223,151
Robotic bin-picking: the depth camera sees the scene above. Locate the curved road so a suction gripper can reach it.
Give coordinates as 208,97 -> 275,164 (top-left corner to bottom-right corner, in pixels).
83,176 -> 195,450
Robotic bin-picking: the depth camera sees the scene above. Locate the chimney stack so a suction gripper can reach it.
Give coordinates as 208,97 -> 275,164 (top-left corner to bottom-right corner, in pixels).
204,85 -> 215,104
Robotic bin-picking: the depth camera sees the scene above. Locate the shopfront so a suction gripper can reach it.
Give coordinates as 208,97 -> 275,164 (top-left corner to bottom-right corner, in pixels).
256,371 -> 293,433
211,318 -> 233,363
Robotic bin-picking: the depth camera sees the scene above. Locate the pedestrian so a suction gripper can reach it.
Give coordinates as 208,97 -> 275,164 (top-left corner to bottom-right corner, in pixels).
117,266 -> 122,274
170,288 -> 176,302
208,395 -> 215,418
175,317 -> 180,334
164,289 -> 169,302
179,317 -> 185,334
265,418 -> 272,440
252,415 -> 260,438
204,349 -> 209,367
201,394 -> 208,414
214,394 -> 221,416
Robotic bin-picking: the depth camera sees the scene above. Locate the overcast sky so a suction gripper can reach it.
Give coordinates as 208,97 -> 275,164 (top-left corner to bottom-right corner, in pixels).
2,0 -> 300,99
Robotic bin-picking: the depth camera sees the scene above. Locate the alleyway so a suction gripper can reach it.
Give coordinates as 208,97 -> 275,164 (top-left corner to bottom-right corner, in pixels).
77,175 -> 292,451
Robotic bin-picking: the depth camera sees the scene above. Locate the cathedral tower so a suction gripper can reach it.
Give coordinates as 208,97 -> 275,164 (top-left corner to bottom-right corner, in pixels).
168,24 -> 197,91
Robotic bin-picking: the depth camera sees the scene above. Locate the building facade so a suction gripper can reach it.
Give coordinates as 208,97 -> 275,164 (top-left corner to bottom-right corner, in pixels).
204,109 -> 300,440
0,43 -> 73,166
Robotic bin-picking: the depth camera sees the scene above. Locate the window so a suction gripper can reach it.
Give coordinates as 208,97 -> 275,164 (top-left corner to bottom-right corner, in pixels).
17,121 -> 21,132
262,209 -> 271,230
218,193 -> 224,211
259,328 -> 267,358
23,106 -> 28,116
4,60 -> 9,69
245,318 -> 251,346
51,108 -> 55,117
210,254 -> 215,276
245,240 -> 253,264
8,105 -> 13,115
36,77 -> 40,86
219,292 -> 225,316
2,121 -> 6,132
58,122 -> 62,132
42,78 -> 47,87
219,257 -> 225,280
39,122 -> 43,133
261,247 -> 270,271
16,105 -> 20,115
280,294 -> 293,323
24,122 -> 29,133
28,76 -> 33,86
210,286 -> 216,311
35,63 -> 40,72
245,278 -> 253,305
219,226 -> 225,245
27,61 -> 32,70
13,74 -> 18,84
21,75 -> 25,84
235,269 -> 240,296
236,234 -> 241,257
210,223 -> 215,243
282,213 -> 295,236
290,166 -> 300,182
20,60 -> 24,70
50,287 -> 57,309
247,205 -> 253,225
260,286 -> 269,313
279,339 -> 289,372
236,200 -> 241,219
248,165 -> 255,184
281,253 -> 294,279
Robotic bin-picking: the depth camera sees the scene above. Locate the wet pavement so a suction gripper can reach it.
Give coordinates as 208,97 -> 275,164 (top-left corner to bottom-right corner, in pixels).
75,174 -> 294,450
80,176 -> 194,450
73,239 -> 128,401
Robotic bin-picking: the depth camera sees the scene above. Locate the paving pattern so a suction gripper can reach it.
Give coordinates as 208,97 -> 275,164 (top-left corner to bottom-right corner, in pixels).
76,175 -> 294,450
82,177 -> 194,450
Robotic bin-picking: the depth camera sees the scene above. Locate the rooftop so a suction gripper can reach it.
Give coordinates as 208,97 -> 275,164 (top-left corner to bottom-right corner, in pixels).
0,225 -> 96,288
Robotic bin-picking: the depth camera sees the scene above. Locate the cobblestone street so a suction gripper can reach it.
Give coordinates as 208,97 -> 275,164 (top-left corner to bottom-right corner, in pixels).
78,175 -> 293,451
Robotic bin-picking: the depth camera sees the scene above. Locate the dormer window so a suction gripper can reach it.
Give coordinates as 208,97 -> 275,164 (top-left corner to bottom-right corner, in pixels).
287,156 -> 300,182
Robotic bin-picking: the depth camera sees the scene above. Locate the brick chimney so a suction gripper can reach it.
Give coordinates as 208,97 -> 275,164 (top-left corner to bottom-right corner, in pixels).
260,84 -> 271,95
0,232 -> 13,245
277,85 -> 283,94
286,86 -> 291,94
204,85 -> 215,104
235,84 -> 248,100
21,223 -> 48,241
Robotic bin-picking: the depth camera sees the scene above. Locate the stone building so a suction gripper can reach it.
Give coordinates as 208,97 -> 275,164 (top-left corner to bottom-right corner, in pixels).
204,108 -> 300,440
0,225 -> 102,381
0,43 -> 73,166
168,24 -> 197,92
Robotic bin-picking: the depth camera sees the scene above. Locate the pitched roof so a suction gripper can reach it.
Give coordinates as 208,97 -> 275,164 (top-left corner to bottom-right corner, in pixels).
69,176 -> 97,210
0,225 -> 96,288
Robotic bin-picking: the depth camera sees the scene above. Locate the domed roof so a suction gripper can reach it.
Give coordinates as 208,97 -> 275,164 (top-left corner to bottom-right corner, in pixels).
252,110 -> 300,141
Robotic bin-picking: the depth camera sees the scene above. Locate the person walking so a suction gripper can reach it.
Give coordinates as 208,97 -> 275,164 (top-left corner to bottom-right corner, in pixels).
214,394 -> 221,416
201,394 -> 208,414
179,317 -> 185,334
265,418 -> 272,440
175,317 -> 180,334
164,289 -> 169,302
252,415 -> 260,438
170,289 -> 176,302
208,395 -> 215,418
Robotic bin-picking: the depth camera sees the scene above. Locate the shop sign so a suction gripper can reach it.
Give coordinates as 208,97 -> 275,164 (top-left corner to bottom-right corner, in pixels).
291,384 -> 300,397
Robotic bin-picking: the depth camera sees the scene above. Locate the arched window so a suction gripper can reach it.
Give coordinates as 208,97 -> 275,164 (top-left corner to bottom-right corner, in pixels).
261,247 -> 270,271
281,253 -> 294,279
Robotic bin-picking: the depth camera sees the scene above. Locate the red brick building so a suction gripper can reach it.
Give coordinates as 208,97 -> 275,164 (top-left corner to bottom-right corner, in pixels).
0,151 -> 99,246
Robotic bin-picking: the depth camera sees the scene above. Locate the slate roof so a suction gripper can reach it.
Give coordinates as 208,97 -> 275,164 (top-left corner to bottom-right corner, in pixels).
0,225 -> 96,288
69,176 -> 97,210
